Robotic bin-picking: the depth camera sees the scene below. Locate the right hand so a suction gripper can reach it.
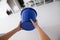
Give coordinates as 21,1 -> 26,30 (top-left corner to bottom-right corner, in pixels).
30,19 -> 39,28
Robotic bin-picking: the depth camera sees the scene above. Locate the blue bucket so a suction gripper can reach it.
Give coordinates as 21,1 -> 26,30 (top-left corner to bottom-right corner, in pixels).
20,8 -> 37,31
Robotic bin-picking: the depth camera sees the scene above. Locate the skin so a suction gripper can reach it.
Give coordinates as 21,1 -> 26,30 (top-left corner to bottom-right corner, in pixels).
30,19 -> 50,40
0,19 -> 50,40
0,23 -> 21,40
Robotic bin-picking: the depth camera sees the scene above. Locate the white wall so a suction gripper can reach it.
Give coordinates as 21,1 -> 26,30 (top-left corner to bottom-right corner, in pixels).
0,1 -> 20,33
33,1 -> 60,40
0,1 -> 60,40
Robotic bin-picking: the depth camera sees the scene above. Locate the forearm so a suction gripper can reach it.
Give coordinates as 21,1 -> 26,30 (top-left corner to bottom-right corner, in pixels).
0,26 -> 20,40
36,25 -> 50,40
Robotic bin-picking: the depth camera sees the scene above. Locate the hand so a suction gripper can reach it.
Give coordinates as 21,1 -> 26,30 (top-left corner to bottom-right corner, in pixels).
0,23 -> 22,40
30,19 -> 50,40
30,19 -> 39,28
16,23 -> 22,31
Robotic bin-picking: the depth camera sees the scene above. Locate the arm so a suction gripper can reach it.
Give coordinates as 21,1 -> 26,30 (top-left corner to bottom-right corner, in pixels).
0,24 -> 21,40
30,19 -> 50,40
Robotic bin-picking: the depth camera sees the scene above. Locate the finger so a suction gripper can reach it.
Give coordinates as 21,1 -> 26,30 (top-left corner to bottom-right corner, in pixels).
21,28 -> 23,30
30,19 -> 35,25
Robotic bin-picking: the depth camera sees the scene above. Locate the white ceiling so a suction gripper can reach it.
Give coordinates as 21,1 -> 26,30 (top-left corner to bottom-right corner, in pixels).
0,1 -> 10,18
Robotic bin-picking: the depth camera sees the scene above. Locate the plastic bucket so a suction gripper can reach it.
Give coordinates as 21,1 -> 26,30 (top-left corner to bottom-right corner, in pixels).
20,8 -> 37,31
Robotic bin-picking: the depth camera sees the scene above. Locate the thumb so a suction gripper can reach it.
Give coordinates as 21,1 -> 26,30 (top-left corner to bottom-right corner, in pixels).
30,19 -> 36,26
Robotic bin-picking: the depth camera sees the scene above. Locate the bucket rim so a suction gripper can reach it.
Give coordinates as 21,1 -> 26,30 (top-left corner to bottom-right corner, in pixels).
21,7 -> 37,16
